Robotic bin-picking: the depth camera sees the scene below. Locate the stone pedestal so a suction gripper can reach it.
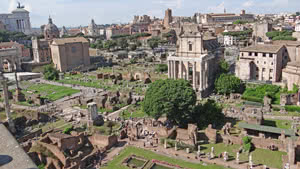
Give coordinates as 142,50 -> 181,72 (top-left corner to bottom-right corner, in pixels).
175,142 -> 178,151
164,139 -> 167,149
186,148 -> 190,154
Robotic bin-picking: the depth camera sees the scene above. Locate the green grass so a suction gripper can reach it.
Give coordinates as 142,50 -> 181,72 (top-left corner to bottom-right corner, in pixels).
102,146 -> 225,169
121,108 -> 147,119
263,119 -> 291,129
24,83 -> 79,101
200,143 -> 286,169
92,121 -> 121,135
32,119 -> 69,132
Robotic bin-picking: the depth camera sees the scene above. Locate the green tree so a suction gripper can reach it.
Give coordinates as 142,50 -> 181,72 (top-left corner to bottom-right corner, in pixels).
219,59 -> 230,74
143,79 -> 196,127
90,43 -> 97,48
43,65 -> 59,81
63,126 -> 73,134
215,74 -> 244,95
103,40 -> 117,50
191,100 -> 225,129
155,64 -> 168,73
242,136 -> 253,153
117,38 -> 128,49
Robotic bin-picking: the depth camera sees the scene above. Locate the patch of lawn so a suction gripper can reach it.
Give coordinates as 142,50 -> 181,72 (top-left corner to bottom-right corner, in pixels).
103,146 -> 225,169
24,83 -> 80,101
33,119 -> 69,132
121,108 -> 147,119
92,121 -> 121,136
200,143 -> 286,169
264,119 -> 291,129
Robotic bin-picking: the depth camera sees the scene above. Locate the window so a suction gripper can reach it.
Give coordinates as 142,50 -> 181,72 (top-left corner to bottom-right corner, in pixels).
257,61 -> 259,64
249,52 -> 252,56
270,69 -> 273,73
269,54 -> 273,58
242,53 -> 244,56
271,62 -> 273,65
264,61 -> 266,64
255,52 -> 258,56
262,68 -> 265,72
256,67 -> 259,71
263,53 -> 266,57
269,76 -> 273,80
189,44 -> 192,51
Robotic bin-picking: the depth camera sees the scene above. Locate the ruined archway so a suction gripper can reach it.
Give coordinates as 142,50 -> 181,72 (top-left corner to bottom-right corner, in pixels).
249,61 -> 257,80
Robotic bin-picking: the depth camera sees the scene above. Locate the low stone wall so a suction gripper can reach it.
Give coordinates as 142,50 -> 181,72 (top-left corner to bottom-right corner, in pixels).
221,134 -> 287,152
18,129 -> 42,142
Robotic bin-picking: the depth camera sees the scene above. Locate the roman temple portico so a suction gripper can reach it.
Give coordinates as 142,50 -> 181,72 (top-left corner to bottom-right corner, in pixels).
168,25 -> 220,98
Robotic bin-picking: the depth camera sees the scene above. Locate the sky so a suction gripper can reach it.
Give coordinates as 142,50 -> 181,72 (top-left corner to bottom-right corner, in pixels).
0,0 -> 299,28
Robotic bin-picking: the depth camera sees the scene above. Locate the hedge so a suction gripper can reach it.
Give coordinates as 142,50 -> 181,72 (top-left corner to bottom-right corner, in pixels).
285,105 -> 300,112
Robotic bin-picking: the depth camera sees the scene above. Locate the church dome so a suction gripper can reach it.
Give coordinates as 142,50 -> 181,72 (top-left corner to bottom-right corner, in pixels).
44,17 -> 59,40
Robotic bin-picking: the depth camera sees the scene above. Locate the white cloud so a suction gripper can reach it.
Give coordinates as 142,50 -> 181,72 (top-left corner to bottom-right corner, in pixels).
242,0 -> 254,8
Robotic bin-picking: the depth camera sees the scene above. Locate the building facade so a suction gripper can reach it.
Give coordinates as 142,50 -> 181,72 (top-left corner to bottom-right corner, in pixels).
200,10 -> 254,24
167,25 -> 220,97
0,3 -> 32,35
32,17 -> 59,64
253,22 -> 272,42
236,44 -> 287,82
50,37 -> 90,72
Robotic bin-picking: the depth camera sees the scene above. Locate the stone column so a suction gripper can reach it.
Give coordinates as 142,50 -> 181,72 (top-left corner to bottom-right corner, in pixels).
179,61 -> 183,79
173,61 -> 176,79
193,62 -> 196,89
199,63 -> 203,92
185,61 -> 189,80
168,60 -> 171,78
175,142 -> 178,151
1,73 -> 16,133
174,61 -> 177,80
164,139 -> 167,149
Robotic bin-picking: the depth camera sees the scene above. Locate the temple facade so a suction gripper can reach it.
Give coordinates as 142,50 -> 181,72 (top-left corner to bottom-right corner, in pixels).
167,25 -> 221,97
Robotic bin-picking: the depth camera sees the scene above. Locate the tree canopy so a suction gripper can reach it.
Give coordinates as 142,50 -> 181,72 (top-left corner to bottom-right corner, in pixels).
0,30 -> 31,42
155,64 -> 168,73
215,74 -> 244,95
266,31 -> 296,41
143,79 -> 196,126
191,100 -> 225,129
43,65 -> 59,81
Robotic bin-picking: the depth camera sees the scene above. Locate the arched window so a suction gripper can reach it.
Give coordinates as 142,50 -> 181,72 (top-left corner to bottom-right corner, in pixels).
188,41 -> 192,51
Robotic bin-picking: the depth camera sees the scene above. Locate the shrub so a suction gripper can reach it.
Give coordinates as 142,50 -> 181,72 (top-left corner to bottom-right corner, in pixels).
38,164 -> 45,169
63,126 -> 73,134
242,136 -> 253,153
242,84 -> 280,103
43,65 -> 59,80
155,64 -> 168,73
215,74 -> 244,95
285,105 -> 300,112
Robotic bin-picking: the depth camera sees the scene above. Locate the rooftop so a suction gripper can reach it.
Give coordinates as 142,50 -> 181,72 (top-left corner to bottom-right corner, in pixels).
238,122 -> 296,136
51,37 -> 89,45
240,44 -> 283,53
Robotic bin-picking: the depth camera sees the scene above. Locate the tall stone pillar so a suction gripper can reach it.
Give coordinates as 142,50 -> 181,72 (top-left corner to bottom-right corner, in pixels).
168,60 -> 171,78
173,60 -> 178,80
186,61 -> 189,80
199,63 -> 203,91
179,61 -> 183,79
193,62 -> 196,89
173,61 -> 176,79
0,73 -> 16,133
